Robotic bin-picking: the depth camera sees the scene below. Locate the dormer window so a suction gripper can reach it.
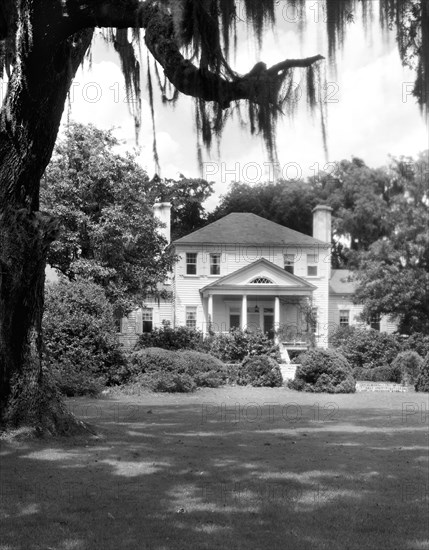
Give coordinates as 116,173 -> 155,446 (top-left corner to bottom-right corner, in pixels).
249,277 -> 273,284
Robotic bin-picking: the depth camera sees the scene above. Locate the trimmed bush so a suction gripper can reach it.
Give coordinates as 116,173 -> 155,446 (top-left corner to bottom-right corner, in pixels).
207,328 -> 281,363
178,350 -> 226,388
43,279 -> 126,396
330,326 -> 400,369
237,355 -> 283,387
125,348 -> 193,392
135,326 -> 206,351
392,351 -> 424,385
288,349 -> 355,393
415,354 -> 429,392
134,372 -> 196,393
126,347 -> 186,375
353,365 -> 402,383
125,348 -> 227,391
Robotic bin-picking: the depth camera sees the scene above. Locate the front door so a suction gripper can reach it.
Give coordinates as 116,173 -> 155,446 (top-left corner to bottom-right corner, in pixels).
264,314 -> 274,339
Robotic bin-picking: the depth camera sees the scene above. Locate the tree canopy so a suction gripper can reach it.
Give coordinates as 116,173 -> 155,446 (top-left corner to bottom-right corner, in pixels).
353,151 -> 429,334
41,122 -> 175,316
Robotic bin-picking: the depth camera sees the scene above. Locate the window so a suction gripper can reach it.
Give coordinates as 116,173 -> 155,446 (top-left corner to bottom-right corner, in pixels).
142,309 -> 153,333
186,252 -> 197,275
249,277 -> 273,284
370,313 -> 381,331
307,253 -> 318,276
210,253 -> 221,275
339,310 -> 350,327
284,254 -> 295,274
186,306 -> 197,329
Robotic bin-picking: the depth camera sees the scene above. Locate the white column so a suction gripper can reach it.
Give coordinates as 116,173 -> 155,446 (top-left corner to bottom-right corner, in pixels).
241,295 -> 247,330
208,295 -> 213,333
274,296 -> 280,344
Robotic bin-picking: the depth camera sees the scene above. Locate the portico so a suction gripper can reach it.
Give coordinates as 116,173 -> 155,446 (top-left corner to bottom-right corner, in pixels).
200,259 -> 316,345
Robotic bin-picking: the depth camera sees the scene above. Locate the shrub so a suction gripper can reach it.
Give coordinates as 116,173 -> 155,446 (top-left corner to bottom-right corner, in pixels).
330,326 -> 400,369
415,354 -> 429,392
125,348 -> 227,391
353,365 -> 402,383
392,351 -> 424,385
125,348 -> 193,392
400,333 -> 429,358
224,363 -> 240,385
135,326 -> 206,351
207,328 -> 281,363
288,349 -> 355,393
43,279 -> 126,395
237,355 -> 283,387
126,347 -> 187,376
134,372 -> 196,393
178,350 -> 226,388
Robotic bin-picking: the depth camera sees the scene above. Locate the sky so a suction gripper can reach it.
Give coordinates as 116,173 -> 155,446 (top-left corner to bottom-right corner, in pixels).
62,2 -> 428,211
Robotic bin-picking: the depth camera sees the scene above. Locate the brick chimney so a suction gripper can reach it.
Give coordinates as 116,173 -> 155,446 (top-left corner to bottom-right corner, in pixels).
153,202 -> 172,245
312,205 -> 332,243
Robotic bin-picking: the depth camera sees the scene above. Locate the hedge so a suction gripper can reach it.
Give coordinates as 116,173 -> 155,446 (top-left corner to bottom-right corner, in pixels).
288,349 -> 355,393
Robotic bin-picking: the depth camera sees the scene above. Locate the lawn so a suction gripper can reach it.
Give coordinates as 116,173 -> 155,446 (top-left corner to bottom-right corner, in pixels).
1,387 -> 428,550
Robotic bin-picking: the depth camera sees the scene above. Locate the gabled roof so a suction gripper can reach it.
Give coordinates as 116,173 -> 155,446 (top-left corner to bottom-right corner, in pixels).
200,258 -> 316,297
173,213 -> 326,246
329,269 -> 356,294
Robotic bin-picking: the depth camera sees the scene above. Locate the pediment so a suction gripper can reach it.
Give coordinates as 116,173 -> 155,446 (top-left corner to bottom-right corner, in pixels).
201,259 -> 315,293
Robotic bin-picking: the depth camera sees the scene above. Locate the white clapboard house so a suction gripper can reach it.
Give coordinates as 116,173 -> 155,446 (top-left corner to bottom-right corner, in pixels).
118,203 -> 396,360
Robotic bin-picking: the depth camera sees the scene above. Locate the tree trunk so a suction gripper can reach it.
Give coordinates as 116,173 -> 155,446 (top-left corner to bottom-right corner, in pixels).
0,26 -> 93,432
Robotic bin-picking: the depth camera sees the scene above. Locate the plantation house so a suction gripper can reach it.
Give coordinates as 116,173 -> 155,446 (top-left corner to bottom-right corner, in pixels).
118,203 -> 396,359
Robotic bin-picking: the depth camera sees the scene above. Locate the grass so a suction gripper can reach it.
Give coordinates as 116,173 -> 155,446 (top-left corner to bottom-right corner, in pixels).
0,386 -> 428,550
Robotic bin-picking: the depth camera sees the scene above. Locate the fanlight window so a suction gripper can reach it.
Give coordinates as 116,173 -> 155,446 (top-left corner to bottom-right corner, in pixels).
249,277 -> 273,284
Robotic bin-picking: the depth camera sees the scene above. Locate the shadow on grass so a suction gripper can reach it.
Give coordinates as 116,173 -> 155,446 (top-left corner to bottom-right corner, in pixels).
0,388 -> 428,550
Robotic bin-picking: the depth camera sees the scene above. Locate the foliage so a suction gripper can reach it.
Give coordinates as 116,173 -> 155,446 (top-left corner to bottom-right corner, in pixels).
125,347 -> 186,376
353,152 -> 429,334
329,326 -> 400,369
136,326 -> 207,352
41,122 -> 175,316
43,279 -> 126,396
178,351 -> 227,388
134,372 -> 197,393
353,365 -> 402,383
312,158 -> 393,254
391,351 -> 424,385
148,175 -> 214,240
237,355 -> 283,387
208,180 -> 318,236
400,333 -> 429,358
415,354 -> 429,393
125,347 -> 226,391
207,328 -> 281,363
288,349 -> 355,393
